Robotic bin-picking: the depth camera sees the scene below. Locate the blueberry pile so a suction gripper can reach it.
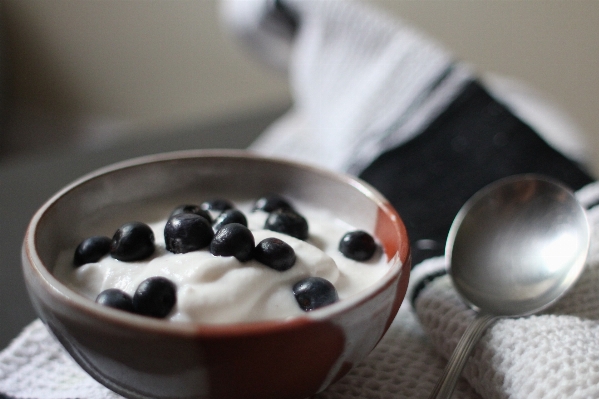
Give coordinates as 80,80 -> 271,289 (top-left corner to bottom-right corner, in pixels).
73,221 -> 155,266
162,195 -> 304,267
73,194 -> 381,316
96,276 -> 177,318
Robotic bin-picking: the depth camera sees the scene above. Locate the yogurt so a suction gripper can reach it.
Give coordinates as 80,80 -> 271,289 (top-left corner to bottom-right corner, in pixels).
54,201 -> 390,323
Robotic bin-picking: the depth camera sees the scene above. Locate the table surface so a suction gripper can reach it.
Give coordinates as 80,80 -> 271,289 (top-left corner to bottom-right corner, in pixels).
0,107 -> 285,350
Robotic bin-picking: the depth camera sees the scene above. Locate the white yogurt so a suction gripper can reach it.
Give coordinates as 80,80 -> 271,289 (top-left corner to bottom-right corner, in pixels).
54,202 -> 390,323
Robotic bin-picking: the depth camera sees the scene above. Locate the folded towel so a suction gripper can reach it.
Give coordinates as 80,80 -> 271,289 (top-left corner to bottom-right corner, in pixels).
411,180 -> 599,398
1,1 -> 597,398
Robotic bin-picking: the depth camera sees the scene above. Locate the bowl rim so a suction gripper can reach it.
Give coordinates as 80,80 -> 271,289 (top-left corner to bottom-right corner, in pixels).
23,149 -> 409,337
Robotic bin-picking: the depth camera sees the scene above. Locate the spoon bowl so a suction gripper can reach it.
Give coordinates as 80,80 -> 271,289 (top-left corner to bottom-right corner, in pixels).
448,174 -> 589,317
430,174 -> 589,399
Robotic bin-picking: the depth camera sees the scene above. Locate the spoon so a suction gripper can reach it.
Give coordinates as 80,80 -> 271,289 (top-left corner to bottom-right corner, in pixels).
428,174 -> 589,399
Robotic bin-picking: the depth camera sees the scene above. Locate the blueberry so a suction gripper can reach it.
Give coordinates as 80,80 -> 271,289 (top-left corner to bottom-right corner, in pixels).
254,238 -> 296,271
212,209 -> 248,233
133,276 -> 177,318
292,277 -> 338,311
110,222 -> 155,262
96,288 -> 134,312
210,223 -> 255,262
164,213 -> 213,254
264,209 -> 309,240
338,230 -> 377,261
252,194 -> 294,213
170,204 -> 213,224
73,235 -> 111,266
200,198 -> 234,212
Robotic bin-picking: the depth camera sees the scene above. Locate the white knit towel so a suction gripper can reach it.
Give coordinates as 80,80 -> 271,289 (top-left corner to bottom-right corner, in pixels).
1,1 -> 597,398
412,190 -> 599,399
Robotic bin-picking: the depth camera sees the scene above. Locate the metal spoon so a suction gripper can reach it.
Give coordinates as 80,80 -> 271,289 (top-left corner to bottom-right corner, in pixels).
428,174 -> 589,399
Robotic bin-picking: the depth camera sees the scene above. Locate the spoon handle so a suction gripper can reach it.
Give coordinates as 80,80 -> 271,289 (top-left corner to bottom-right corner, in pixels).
428,313 -> 498,399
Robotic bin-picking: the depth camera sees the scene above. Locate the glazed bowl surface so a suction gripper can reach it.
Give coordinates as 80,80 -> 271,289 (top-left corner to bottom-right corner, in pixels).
22,149 -> 411,399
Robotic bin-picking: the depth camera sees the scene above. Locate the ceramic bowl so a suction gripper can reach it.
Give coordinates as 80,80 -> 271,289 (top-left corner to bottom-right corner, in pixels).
22,149 -> 411,399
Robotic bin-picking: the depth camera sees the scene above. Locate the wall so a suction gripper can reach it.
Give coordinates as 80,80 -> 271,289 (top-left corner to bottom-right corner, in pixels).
1,0 -> 291,154
1,0 -> 598,172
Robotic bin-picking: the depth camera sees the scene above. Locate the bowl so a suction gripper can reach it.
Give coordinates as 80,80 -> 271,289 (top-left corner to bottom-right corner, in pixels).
22,149 -> 411,399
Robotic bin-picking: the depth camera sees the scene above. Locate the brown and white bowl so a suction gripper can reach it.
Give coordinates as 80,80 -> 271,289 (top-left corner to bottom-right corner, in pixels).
22,149 -> 411,399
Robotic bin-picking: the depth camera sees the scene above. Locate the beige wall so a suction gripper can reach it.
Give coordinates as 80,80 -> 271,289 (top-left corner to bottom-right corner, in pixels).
2,0 -> 598,172
1,0 -> 292,151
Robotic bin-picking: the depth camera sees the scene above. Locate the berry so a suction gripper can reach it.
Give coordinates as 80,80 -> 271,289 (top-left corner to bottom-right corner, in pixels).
200,198 -> 234,212
292,277 -> 338,311
110,222 -> 155,262
96,288 -> 134,312
164,213 -> 213,254
264,209 -> 309,240
170,204 -> 212,224
73,235 -> 111,266
212,209 -> 248,233
338,230 -> 377,261
133,276 -> 177,318
254,238 -> 296,271
210,223 -> 255,262
252,194 -> 294,213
